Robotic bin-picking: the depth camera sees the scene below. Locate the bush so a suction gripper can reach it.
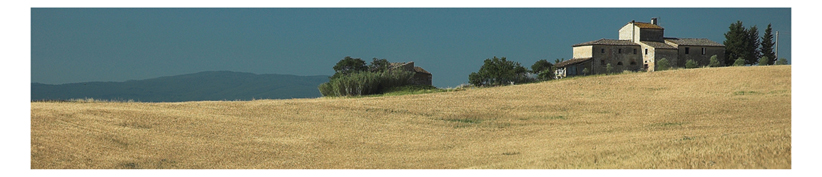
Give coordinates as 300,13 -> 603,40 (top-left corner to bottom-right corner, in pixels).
656,58 -> 670,71
605,63 -> 613,74
582,68 -> 590,75
758,56 -> 770,66
318,70 -> 415,97
685,59 -> 698,68
775,58 -> 789,65
733,57 -> 746,66
709,55 -> 722,67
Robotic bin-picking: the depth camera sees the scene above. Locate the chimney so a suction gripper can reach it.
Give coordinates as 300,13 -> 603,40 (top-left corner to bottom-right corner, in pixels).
651,18 -> 658,25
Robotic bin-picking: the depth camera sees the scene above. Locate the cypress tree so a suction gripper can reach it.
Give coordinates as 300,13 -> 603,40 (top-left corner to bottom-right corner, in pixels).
760,24 -> 776,65
745,25 -> 760,65
723,21 -> 763,66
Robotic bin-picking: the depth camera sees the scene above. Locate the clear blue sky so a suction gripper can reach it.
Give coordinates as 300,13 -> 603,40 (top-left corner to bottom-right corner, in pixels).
31,8 -> 791,88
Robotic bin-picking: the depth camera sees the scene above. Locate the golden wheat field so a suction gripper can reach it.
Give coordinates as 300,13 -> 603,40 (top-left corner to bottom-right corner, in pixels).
30,65 -> 791,169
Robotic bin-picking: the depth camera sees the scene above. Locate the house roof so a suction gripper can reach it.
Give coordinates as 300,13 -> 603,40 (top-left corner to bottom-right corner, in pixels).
388,62 -> 431,75
555,57 -> 592,68
389,62 -> 410,68
572,39 -> 639,47
414,66 -> 431,75
638,41 -> 677,49
664,38 -> 724,47
632,22 -> 664,29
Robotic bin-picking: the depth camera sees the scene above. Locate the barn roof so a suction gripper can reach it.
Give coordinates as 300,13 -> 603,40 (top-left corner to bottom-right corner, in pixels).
572,39 -> 639,47
631,22 -> 664,29
414,66 -> 431,75
555,57 -> 592,68
664,38 -> 725,47
638,41 -> 677,49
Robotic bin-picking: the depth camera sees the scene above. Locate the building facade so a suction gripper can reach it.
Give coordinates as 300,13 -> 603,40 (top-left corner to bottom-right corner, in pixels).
556,18 -> 725,78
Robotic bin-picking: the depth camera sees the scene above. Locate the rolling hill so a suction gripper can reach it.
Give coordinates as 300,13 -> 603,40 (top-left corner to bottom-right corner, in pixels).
30,66 -> 791,169
31,71 -> 330,102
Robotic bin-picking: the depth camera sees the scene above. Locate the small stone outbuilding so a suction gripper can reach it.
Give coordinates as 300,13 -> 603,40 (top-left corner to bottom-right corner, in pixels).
389,61 -> 432,86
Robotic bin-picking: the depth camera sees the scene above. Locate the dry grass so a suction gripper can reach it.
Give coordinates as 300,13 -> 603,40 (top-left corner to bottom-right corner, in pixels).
30,65 -> 791,169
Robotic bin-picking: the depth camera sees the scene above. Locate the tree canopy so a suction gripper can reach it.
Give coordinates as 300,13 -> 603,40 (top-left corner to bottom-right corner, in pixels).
530,59 -> 554,81
369,58 -> 390,72
469,56 -> 531,87
724,21 -> 763,66
331,56 -> 368,79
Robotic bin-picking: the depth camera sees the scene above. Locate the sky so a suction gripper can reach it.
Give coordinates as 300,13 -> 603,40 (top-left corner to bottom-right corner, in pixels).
30,8 -> 791,88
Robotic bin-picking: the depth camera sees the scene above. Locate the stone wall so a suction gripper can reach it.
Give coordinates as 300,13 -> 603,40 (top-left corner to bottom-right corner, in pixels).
591,45 -> 643,74
390,62 -> 432,86
565,60 -> 593,77
654,49 -> 679,70
676,46 -> 726,67
639,29 -> 664,42
412,70 -> 432,86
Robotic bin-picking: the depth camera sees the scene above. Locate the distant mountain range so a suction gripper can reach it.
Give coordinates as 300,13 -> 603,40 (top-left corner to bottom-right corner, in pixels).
31,71 -> 330,102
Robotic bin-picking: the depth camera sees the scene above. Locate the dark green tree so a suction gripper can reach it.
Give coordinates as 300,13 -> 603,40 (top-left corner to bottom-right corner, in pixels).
531,59 -> 553,81
331,56 -> 367,79
369,58 -> 390,72
468,56 -> 531,86
531,59 -> 552,74
724,21 -> 763,66
724,21 -> 747,66
745,25 -> 760,65
760,24 -> 776,65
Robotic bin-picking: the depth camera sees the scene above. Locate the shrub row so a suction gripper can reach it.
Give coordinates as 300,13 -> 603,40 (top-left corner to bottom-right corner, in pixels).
318,70 -> 415,97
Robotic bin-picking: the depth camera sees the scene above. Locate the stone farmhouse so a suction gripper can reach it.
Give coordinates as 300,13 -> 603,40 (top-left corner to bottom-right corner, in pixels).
555,18 -> 725,78
389,61 -> 432,86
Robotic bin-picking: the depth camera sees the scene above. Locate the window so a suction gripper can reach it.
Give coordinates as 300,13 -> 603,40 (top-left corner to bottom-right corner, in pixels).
617,62 -> 623,65
600,60 -> 605,65
601,48 -> 605,53
630,61 -> 637,65
619,49 -> 622,53
685,47 -> 690,54
645,49 -> 648,55
702,48 -> 706,55
634,49 -> 637,54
